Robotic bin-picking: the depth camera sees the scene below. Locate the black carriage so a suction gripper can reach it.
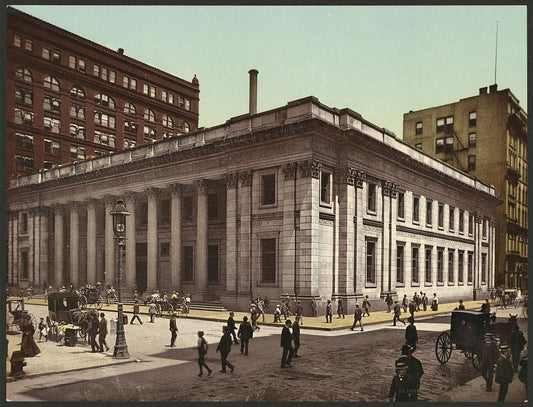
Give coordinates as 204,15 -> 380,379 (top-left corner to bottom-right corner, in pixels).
435,310 -> 516,371
47,292 -> 90,339
77,285 -> 103,309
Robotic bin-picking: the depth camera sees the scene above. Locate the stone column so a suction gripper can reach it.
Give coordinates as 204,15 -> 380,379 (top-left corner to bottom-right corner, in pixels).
124,192 -> 137,290
238,172 -> 253,296
146,188 -> 159,291
225,174 -> 240,295
382,181 -> 398,293
195,180 -> 209,299
281,163 -> 298,295
170,184 -> 184,290
86,200 -> 97,285
337,167 -> 356,295
69,203 -> 80,287
9,211 -> 19,284
38,207 -> 50,287
53,205 -> 64,287
104,197 -> 116,287
29,208 -> 37,285
354,170 -> 366,295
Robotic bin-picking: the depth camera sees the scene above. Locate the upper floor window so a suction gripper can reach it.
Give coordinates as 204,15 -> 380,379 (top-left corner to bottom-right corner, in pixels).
14,34 -> 21,47
25,39 -> 33,52
93,64 -> 100,77
15,133 -> 34,150
320,171 -> 332,205
468,133 -> 476,148
415,121 -> 423,135
144,109 -> 156,122
468,214 -> 474,236
180,121 -> 190,133
261,174 -> 276,205
143,83 -> 156,98
70,86 -> 85,100
415,143 -> 422,149
94,111 -> 116,129
436,116 -> 453,132
44,138 -> 61,156
161,90 -> 174,104
44,95 -> 61,112
438,203 -> 444,228
469,111 -> 477,127
109,70 -> 116,83
413,195 -> 420,223
459,210 -> 464,233
468,155 -> 476,171
143,125 -> 156,139
445,136 -> 453,151
208,193 -> 219,220
70,124 -> 86,140
162,115 -> 174,128
70,103 -> 86,120
44,116 -> 61,133
70,145 -> 86,160
95,94 -> 115,109
15,155 -> 34,172
15,87 -> 33,105
436,138 -> 444,153
124,119 -> 139,134
426,199 -> 433,226
101,67 -> 108,81
68,55 -> 85,72
449,207 -> 455,231
179,96 -> 191,111
94,130 -> 116,147
124,138 -> 137,149
123,76 -> 137,90
14,108 -> 33,126
43,76 -> 60,92
15,67 -> 32,83
397,192 -> 405,219
367,183 -> 376,212
124,102 -> 137,116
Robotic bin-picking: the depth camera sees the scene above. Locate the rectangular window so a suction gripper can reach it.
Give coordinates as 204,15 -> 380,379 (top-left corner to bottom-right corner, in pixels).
208,193 -> 219,220
78,59 -> 85,72
367,183 -> 376,212
123,76 -> 129,88
459,210 -> 464,233
70,145 -> 86,160
14,34 -> 21,47
397,192 -> 405,219
44,117 -> 61,133
436,138 -> 444,153
438,203 -> 444,228
468,133 -> 476,148
69,55 -> 76,68
426,199 -> 433,226
366,240 -> 376,284
182,246 -> 194,281
101,67 -> 108,81
412,247 -> 419,284
143,125 -> 156,139
448,249 -> 454,283
445,136 -> 454,151
261,174 -> 276,205
159,199 -> 170,225
415,121 -> 423,135
43,160 -> 59,170
449,207 -> 455,231
481,253 -> 487,284
467,252 -> 473,283
20,212 -> 29,234
70,124 -> 86,140
124,119 -> 139,135
42,46 -> 51,60
138,202 -> 148,226
482,219 -> 487,238
93,64 -> 100,77
25,39 -> 32,52
468,155 -> 476,171
182,196 -> 193,221
320,171 -> 332,205
437,248 -> 444,283
44,139 -> 61,156
52,50 -> 60,63
20,249 -> 29,280
44,95 -> 61,112
109,70 -> 116,83
70,103 -> 85,120
130,78 -> 137,90
458,251 -> 464,283
14,108 -> 34,126
396,245 -> 404,284
15,87 -> 33,105
15,133 -> 34,150
436,118 -> 445,132
425,247 -> 432,283
415,143 -> 422,149
15,155 -> 34,172
261,238 -> 276,283
413,196 -> 420,223
469,111 -> 477,127
208,245 -> 219,283
468,214 -> 474,236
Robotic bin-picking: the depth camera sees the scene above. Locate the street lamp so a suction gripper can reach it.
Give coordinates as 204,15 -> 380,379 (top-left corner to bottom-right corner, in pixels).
110,199 -> 130,359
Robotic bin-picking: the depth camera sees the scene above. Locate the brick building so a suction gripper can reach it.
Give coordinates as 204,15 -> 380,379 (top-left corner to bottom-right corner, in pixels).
7,6 -> 199,181
403,85 -> 527,291
7,91 -> 499,314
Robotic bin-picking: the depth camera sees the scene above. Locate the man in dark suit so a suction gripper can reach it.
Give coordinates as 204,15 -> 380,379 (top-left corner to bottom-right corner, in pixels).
98,312 -> 109,352
169,313 -> 178,347
292,316 -> 301,357
237,316 -> 253,356
280,319 -> 294,368
216,326 -> 235,373
227,312 -> 239,345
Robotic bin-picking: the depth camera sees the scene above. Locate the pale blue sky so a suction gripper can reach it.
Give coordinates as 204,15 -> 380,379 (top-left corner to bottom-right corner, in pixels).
15,5 -> 527,137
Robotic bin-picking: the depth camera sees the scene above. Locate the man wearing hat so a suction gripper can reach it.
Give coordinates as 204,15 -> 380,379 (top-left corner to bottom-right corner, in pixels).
227,312 -> 239,345
216,326 -> 235,373
481,332 -> 499,391
405,316 -> 418,350
495,344 -> 514,402
98,312 -> 109,352
393,300 -> 405,326
396,344 -> 424,392
389,361 -> 417,401
362,295 -> 371,317
350,303 -> 363,331
169,312 -> 178,347
295,300 -> 304,325
280,319 -> 294,368
237,316 -> 253,356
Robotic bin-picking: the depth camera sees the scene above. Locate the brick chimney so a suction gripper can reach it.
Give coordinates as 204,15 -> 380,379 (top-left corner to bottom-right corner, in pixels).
479,86 -> 488,95
489,83 -> 498,93
249,69 -> 258,115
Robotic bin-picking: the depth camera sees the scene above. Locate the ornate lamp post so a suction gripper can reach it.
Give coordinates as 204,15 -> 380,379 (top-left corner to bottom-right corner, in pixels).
110,199 -> 130,359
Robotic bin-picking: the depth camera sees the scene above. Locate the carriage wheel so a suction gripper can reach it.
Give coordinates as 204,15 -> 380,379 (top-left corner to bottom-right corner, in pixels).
471,338 -> 483,371
435,332 -> 453,364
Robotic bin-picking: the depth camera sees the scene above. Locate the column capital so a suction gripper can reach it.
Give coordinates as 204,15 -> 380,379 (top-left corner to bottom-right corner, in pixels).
195,179 -> 210,194
354,169 -> 366,188
170,183 -> 186,197
146,187 -> 161,200
338,167 -> 358,186
123,191 -> 141,202
37,206 -> 51,217
225,173 -> 240,189
52,203 -> 67,214
300,159 -> 322,179
103,195 -> 118,206
282,162 -> 298,180
475,213 -> 483,224
488,218 -> 495,227
239,171 -> 253,187
382,180 -> 398,198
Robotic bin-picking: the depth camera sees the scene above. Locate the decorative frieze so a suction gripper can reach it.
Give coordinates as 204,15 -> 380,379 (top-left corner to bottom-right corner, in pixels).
300,159 -> 322,179
282,162 -> 298,180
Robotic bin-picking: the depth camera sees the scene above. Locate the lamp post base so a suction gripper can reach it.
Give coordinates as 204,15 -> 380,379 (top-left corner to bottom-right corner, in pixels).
113,303 -> 130,359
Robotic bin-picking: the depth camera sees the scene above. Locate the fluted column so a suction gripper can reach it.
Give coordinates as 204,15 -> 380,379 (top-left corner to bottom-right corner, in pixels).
104,197 -> 116,287
86,200 -> 97,285
196,180 -> 209,299
53,205 -> 65,287
124,192 -> 137,290
170,184 -> 184,290
146,188 -> 159,291
69,203 -> 80,287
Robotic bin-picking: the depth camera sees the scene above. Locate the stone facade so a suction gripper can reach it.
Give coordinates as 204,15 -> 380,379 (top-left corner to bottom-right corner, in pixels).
403,85 -> 527,291
7,96 -> 499,314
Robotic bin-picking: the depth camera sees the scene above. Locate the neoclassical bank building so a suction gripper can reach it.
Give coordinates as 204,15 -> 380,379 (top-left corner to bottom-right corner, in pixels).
7,96 -> 499,313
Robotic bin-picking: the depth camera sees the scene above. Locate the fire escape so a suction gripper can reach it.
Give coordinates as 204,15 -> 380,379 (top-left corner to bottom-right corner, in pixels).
442,123 -> 468,172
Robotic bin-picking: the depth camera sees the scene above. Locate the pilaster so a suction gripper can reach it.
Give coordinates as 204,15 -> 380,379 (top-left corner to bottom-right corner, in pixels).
146,188 -> 159,291
86,200 -> 97,285
195,180 -> 209,299
170,184 -> 184,290
104,196 -> 116,287
69,202 -> 81,287
53,204 -> 65,286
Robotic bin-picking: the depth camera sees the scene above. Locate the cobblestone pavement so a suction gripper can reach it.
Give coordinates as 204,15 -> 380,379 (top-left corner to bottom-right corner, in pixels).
6,302 -> 527,402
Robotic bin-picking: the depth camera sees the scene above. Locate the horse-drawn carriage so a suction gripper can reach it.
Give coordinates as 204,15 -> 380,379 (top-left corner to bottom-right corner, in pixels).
47,292 -> 91,340
76,285 -> 104,309
6,298 -> 35,330
435,310 -> 517,371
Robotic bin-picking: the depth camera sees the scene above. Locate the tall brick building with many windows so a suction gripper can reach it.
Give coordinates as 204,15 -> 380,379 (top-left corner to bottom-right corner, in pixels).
7,6 -> 199,181
403,85 -> 527,291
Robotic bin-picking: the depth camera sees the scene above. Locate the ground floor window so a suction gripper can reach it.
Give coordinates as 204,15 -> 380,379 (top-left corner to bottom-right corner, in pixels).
261,238 -> 276,283
437,248 -> 444,283
366,239 -> 376,284
481,253 -> 487,284
458,251 -> 464,283
467,251 -> 473,283
425,247 -> 432,283
396,245 -> 404,284
412,247 -> 419,284
448,249 -> 454,283
182,246 -> 194,281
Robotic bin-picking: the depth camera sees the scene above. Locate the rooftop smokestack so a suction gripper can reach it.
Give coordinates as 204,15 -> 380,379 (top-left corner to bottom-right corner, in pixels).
249,69 -> 258,115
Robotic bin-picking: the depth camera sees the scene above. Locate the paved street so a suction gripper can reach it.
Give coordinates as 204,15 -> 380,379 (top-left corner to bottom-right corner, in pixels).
6,302 -> 528,402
